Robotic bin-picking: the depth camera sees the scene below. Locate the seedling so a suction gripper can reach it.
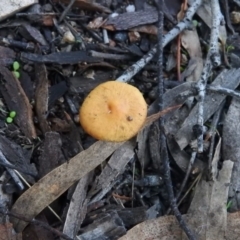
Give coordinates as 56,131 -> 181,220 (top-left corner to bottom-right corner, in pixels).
9,111 -> 16,118
6,110 -> 17,124
12,61 -> 20,79
12,71 -> 20,79
6,117 -> 13,123
13,61 -> 20,71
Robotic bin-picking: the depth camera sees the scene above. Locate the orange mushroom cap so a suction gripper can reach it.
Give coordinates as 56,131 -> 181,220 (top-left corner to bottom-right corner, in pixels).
79,81 -> 147,142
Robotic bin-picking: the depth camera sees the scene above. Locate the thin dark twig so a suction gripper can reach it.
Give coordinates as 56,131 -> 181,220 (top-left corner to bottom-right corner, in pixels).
0,209 -> 73,240
59,0 -> 76,22
176,152 -> 197,201
155,1 -> 196,239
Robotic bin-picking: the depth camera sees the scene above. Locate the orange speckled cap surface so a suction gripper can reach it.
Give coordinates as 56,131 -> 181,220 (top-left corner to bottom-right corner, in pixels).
79,81 -> 147,142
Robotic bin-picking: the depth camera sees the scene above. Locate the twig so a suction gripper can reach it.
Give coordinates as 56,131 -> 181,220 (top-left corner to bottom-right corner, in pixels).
102,29 -> 109,44
59,0 -> 76,22
0,37 -> 35,51
207,85 -> 240,99
196,0 -> 223,153
116,0 -> 203,83
155,1 -> 196,239
89,50 -> 133,60
176,152 -> 197,201
0,209 -> 72,240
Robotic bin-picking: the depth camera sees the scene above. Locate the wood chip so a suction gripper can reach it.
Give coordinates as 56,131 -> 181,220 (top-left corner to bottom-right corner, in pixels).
0,65 -> 36,139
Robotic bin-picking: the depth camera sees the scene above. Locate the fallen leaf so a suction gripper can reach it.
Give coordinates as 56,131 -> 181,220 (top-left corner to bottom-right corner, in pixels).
11,141 -> 124,232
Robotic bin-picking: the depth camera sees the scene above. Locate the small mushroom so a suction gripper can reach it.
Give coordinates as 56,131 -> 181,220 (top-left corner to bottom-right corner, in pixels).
79,81 -> 147,142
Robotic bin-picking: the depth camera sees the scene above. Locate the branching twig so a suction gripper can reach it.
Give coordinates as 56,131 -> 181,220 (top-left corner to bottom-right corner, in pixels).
116,0 -> 203,83
196,0 -> 223,152
155,1 -> 196,240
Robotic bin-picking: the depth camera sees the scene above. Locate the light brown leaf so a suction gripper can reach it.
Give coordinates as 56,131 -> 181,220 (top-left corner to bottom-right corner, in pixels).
11,141 -> 123,232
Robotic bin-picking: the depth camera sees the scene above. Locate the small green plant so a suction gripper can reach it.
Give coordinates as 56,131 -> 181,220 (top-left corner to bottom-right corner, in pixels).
226,44 -> 235,53
226,200 -> 232,210
6,117 -> 13,123
13,71 -> 20,78
12,61 -> 20,78
9,111 -> 16,118
6,111 -> 16,124
13,61 -> 20,71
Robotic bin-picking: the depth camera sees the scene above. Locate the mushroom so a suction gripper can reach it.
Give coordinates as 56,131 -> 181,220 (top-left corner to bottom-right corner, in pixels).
79,81 -> 147,142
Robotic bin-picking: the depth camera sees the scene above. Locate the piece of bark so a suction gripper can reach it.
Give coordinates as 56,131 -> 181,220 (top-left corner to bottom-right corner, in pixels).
0,46 -> 16,66
78,211 -> 126,240
117,207 -> 148,228
38,132 -> 65,178
69,73 -> 112,94
89,141 -> 135,204
0,65 -> 36,139
48,81 -> 68,108
19,71 -> 34,101
54,0 -> 111,13
63,173 -> 92,239
19,24 -> 47,46
0,135 -> 37,183
35,63 -> 51,134
104,9 -> 158,30
21,51 -> 101,65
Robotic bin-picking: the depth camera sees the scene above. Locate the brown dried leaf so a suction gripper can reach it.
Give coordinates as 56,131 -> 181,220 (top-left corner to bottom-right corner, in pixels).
11,141 -> 124,232
0,65 -> 36,139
